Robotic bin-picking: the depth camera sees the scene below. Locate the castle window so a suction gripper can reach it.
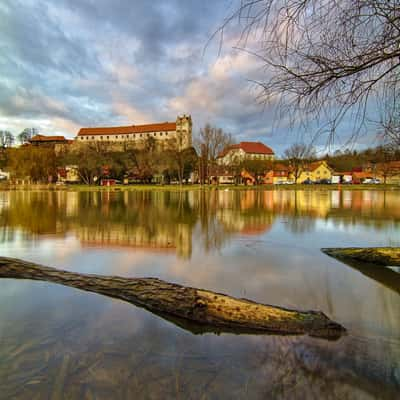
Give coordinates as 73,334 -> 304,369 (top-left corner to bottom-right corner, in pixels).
140,134 -> 142,137
100,136 -> 103,140
116,135 -> 118,139
154,132 -> 156,136
107,136 -> 109,139
92,136 -> 94,140
160,132 -> 163,136
165,132 -> 168,136
86,137 -> 89,140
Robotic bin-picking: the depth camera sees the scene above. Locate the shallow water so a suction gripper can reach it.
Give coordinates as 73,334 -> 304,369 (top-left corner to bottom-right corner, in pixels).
0,189 -> 399,399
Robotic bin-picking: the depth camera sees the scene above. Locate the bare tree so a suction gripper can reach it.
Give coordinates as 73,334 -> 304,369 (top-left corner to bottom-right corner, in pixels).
0,131 -> 14,148
375,145 -> 397,184
216,1 -> 400,139
18,127 -> 38,144
379,94 -> 400,151
284,143 -> 316,183
196,124 -> 234,183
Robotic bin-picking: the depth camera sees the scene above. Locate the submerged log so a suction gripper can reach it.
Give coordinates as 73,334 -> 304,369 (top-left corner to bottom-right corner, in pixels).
0,257 -> 345,339
322,247 -> 400,266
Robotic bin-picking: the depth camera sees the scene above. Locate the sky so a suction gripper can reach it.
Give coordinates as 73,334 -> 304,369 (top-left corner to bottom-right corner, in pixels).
0,0 -> 379,156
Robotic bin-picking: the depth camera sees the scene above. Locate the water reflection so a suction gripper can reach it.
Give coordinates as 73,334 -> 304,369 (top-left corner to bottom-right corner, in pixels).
1,190 -> 399,260
1,189 -> 400,399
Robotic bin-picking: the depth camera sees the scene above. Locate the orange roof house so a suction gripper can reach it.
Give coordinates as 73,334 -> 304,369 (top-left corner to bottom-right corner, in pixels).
29,134 -> 69,146
217,141 -> 275,165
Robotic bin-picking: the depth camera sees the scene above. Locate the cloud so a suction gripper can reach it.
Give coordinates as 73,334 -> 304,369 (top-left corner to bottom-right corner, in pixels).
0,0 -> 376,153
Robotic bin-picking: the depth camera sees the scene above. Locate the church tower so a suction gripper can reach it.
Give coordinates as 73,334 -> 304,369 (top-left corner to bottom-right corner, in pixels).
175,114 -> 192,149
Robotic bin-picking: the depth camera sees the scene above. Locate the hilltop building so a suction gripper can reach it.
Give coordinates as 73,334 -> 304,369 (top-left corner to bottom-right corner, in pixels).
29,135 -> 70,146
216,141 -> 275,165
76,114 -> 192,150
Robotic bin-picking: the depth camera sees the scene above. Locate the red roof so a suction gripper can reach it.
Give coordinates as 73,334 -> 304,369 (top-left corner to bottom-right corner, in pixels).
218,141 -> 274,157
77,122 -> 176,137
30,134 -> 67,142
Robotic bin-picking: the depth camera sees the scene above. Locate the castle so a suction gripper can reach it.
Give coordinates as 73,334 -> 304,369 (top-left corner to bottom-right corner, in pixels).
76,114 -> 192,151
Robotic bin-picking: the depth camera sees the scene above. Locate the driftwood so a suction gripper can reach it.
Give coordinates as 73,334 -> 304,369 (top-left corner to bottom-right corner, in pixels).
322,247 -> 400,267
322,248 -> 400,296
0,257 -> 345,339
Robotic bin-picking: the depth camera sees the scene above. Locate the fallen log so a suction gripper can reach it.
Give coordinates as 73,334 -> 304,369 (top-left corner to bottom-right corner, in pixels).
0,257 -> 346,339
322,247 -> 400,267
321,252 -> 400,296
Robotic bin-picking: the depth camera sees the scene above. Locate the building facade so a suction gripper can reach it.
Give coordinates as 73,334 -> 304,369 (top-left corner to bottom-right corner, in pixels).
297,161 -> 333,183
216,142 -> 275,165
75,114 -> 192,150
29,135 -> 70,146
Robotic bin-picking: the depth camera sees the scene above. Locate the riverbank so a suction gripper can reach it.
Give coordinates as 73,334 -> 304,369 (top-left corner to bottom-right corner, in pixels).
1,183 -> 400,192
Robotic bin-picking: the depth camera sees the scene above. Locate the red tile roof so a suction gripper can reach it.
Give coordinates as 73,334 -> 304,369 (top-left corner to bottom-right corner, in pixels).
30,134 -> 67,142
218,141 -> 274,157
77,122 -> 176,136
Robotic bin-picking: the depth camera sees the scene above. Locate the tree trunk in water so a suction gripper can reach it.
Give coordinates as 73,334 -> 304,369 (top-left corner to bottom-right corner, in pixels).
322,247 -> 400,266
0,257 -> 346,339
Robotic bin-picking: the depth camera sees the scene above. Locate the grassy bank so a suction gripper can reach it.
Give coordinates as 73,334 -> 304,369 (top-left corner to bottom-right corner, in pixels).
1,183 -> 400,192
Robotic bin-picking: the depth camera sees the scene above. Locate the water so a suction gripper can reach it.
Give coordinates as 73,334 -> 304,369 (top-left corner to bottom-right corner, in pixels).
0,189 -> 399,399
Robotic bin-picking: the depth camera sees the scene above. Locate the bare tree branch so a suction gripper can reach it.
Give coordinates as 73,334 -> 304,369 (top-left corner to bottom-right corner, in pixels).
214,0 -> 400,139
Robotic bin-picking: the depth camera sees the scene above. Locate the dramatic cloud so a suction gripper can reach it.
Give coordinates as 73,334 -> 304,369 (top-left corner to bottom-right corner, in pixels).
0,0 -> 376,155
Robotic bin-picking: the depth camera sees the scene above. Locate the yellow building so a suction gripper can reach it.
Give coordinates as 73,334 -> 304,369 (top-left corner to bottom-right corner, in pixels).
297,161 -> 333,183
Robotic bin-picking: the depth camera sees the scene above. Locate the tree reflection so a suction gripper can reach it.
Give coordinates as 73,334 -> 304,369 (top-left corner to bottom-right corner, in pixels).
0,189 -> 399,257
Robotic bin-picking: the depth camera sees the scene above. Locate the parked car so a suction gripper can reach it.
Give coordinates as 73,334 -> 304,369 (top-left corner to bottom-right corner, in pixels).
302,178 -> 314,184
315,179 -> 331,184
363,178 -> 381,184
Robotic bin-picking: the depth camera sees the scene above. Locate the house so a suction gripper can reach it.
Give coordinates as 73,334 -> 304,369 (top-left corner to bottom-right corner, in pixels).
376,160 -> 400,184
29,134 -> 70,146
216,142 -> 275,165
297,160 -> 333,183
0,169 -> 10,180
208,166 -> 258,185
208,166 -> 236,184
76,114 -> 192,150
57,165 -> 80,183
331,171 -> 353,184
264,163 -> 292,184
352,171 -> 373,184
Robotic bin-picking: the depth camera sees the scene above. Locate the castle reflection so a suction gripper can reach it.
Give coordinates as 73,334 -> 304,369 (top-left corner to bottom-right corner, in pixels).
0,189 -> 399,259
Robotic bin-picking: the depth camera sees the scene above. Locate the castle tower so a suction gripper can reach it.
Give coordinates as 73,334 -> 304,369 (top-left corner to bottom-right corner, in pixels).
175,114 -> 192,150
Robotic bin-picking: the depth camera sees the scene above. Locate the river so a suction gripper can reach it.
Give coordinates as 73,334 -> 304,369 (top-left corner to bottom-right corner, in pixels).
0,189 -> 399,399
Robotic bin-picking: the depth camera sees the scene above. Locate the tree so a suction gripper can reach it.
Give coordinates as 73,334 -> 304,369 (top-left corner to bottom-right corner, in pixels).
217,1 -> 400,138
18,128 -> 38,144
241,159 -> 273,184
61,143 -> 106,184
0,131 -> 14,148
170,147 -> 198,184
0,131 -> 14,170
284,143 -> 316,183
196,124 -> 234,183
375,145 -> 397,184
379,96 -> 400,151
7,146 -> 58,183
